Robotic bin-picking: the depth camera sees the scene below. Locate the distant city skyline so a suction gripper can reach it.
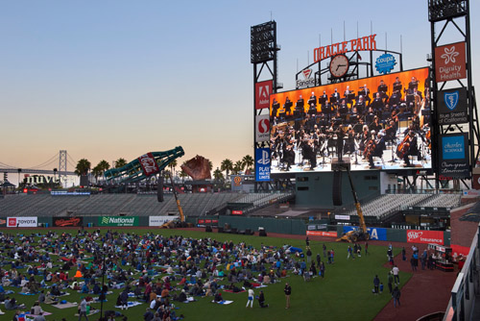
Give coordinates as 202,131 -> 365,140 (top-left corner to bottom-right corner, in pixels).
1,1 -> 478,184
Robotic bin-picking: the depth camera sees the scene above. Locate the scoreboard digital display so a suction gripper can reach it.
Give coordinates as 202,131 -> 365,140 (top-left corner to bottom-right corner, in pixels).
269,68 -> 431,173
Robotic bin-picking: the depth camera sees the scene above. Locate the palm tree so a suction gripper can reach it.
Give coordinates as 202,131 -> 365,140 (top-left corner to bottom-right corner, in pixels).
242,155 -> 254,173
75,159 -> 91,176
115,158 -> 127,168
232,160 -> 243,175
92,165 -> 102,183
169,159 -> 177,178
178,168 -> 189,182
220,159 -> 233,179
93,160 -> 110,182
98,160 -> 110,172
213,167 -> 224,181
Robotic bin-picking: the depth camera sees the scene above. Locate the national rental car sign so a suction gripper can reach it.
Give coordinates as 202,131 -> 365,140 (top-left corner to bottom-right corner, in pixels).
98,216 -> 139,227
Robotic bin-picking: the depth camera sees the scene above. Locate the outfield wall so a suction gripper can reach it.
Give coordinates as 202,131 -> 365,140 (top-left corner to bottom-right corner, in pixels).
0,215 -> 450,246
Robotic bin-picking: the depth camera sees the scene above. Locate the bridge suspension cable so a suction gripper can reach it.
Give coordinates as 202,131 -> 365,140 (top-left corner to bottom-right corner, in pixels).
29,153 -> 59,169
0,161 -> 16,169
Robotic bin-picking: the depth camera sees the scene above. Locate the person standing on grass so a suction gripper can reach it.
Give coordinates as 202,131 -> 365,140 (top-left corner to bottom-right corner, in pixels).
284,282 -> 292,309
246,288 -> 254,308
373,275 -> 380,294
365,242 -> 369,255
78,297 -> 89,321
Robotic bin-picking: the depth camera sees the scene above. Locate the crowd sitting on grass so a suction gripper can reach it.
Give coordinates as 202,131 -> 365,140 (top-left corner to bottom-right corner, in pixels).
0,229 -> 332,320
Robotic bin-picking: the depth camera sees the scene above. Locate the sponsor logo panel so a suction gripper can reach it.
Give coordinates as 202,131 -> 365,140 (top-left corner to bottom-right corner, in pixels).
255,80 -> 273,110
98,216 -> 139,227
407,229 -> 444,245
53,217 -> 83,227
7,217 -> 38,228
306,231 -> 337,237
434,42 -> 466,82
342,226 -> 387,241
149,216 -> 178,227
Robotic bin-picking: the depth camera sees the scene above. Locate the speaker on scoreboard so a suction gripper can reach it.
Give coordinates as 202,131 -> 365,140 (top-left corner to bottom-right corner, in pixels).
332,170 -> 343,206
157,176 -> 164,203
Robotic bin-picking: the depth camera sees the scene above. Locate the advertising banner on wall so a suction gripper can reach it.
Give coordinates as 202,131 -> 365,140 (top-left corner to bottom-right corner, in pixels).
53,217 -> 83,227
0,218 -> 6,227
407,229 -> 444,245
255,80 -> 273,110
256,115 -> 270,142
255,148 -> 271,182
437,87 -> 468,125
149,216 -> 178,226
306,231 -> 337,237
434,41 -> 466,82
342,226 -> 387,241
7,217 -> 38,228
439,134 -> 470,178
98,216 -> 139,227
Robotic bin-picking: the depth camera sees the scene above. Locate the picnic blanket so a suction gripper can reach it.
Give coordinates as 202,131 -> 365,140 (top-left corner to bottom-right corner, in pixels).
114,301 -> 143,309
223,289 -> 245,293
19,292 -> 36,295
182,297 -> 196,303
74,309 -> 100,317
26,312 -> 53,317
211,300 -> 234,305
52,301 -> 78,309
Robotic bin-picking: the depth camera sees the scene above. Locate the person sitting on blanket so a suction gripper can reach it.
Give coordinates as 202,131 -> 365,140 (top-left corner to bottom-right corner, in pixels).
21,282 -> 31,294
214,292 -> 223,302
38,291 -> 45,304
44,292 -> 57,304
92,282 -> 101,295
31,301 -> 44,315
81,283 -> 89,293
5,297 -> 25,310
174,289 -> 187,302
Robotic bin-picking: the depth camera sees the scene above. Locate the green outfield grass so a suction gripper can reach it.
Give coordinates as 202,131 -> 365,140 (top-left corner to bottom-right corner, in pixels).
0,228 -> 410,321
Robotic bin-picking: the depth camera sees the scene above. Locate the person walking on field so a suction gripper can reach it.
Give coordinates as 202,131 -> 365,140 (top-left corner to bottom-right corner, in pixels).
284,282 -> 292,309
392,286 -> 401,307
246,288 -> 254,308
392,265 -> 400,285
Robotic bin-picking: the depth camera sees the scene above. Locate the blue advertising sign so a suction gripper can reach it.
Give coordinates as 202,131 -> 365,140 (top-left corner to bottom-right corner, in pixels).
255,148 -> 271,182
442,135 -> 466,160
342,226 -> 387,241
439,133 -> 470,178
375,53 -> 396,74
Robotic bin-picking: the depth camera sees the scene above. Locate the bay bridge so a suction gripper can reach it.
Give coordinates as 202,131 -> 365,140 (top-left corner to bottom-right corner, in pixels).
0,150 -> 77,180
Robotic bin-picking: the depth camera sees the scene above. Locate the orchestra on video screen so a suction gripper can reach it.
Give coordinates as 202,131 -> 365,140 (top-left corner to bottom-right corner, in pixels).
270,70 -> 431,172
